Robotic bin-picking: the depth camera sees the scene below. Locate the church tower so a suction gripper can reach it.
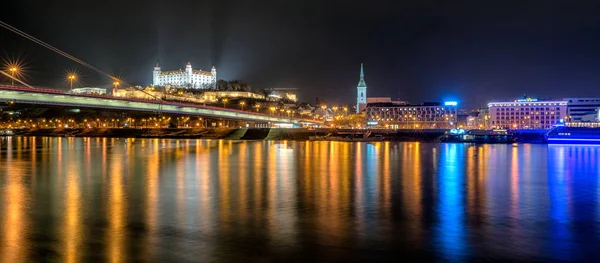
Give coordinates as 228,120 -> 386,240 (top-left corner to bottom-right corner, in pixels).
153,63 -> 161,86
211,66 -> 217,88
356,63 -> 367,113
185,62 -> 193,85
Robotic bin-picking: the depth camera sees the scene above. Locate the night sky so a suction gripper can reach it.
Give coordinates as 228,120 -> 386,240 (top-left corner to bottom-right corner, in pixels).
3,0 -> 600,107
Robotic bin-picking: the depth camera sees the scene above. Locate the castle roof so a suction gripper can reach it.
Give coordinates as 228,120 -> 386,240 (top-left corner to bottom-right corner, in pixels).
159,69 -> 212,76
192,70 -> 212,76
160,70 -> 185,75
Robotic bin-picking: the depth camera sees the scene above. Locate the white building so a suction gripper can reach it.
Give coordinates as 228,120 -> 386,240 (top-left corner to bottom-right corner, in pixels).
488,97 -> 568,129
563,98 -> 600,122
153,62 -> 216,89
69,87 -> 107,95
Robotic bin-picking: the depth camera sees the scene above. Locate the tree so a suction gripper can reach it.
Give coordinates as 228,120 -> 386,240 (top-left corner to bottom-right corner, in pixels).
216,80 -> 229,91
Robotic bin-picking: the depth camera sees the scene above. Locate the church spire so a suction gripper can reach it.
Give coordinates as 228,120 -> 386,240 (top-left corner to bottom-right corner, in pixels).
360,63 -> 364,78
357,63 -> 367,87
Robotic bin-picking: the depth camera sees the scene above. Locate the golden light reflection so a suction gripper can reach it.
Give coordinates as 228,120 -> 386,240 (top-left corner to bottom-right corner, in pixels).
108,151 -> 126,263
375,142 -> 390,222
175,140 -> 187,227
467,146 -> 475,209
145,139 -> 160,259
0,172 -> 29,263
218,140 -> 231,231
268,141 -> 298,248
197,140 -> 214,236
253,142 -> 263,220
238,142 -> 248,219
400,142 -> 423,245
63,169 -> 82,263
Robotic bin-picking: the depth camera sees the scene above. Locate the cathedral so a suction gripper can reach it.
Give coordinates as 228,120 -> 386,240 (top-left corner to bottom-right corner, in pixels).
152,62 -> 216,89
356,63 -> 367,113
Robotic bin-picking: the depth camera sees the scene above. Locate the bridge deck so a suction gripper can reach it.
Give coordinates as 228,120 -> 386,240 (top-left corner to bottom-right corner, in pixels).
0,85 -> 322,125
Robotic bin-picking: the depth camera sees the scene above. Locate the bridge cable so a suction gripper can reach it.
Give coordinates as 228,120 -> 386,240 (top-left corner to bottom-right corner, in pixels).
0,21 -> 163,106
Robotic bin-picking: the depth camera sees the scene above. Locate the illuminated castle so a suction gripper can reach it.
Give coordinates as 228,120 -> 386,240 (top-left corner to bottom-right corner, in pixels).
152,62 -> 216,89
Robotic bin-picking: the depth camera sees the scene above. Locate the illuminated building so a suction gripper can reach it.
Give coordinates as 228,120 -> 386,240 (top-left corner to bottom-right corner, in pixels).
356,63 -> 367,113
152,62 -> 216,88
365,101 -> 458,129
488,97 -> 568,129
367,97 -> 408,105
201,91 -> 265,101
563,98 -> 600,122
268,88 -> 298,102
69,87 -> 106,95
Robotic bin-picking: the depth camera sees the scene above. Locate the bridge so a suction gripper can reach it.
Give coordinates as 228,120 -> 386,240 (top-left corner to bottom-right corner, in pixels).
0,85 -> 322,126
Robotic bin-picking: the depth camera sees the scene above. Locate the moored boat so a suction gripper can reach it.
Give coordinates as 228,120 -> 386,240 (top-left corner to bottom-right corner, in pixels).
441,129 -> 516,143
546,122 -> 600,144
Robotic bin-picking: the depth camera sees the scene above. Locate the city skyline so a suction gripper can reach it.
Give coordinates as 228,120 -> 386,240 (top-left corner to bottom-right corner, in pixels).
3,1 -> 600,106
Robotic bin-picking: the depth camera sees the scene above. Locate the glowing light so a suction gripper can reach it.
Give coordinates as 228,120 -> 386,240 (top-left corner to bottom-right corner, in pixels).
444,101 -> 458,106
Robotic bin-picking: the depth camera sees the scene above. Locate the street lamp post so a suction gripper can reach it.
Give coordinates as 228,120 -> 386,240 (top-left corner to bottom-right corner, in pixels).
9,67 -> 17,86
68,74 -> 76,91
113,81 -> 120,94
240,101 -> 246,111
222,98 -> 228,108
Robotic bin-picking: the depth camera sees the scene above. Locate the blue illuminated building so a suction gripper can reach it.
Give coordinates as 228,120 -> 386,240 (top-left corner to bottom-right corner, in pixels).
365,101 -> 458,129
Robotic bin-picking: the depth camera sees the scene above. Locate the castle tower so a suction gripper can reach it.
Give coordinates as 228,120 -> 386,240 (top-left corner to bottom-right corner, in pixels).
211,66 -> 217,88
185,62 -> 193,85
153,63 -> 161,86
356,63 -> 367,113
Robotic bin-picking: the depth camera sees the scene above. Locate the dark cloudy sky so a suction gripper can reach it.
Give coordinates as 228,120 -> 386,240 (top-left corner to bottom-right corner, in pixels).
2,0 -> 600,107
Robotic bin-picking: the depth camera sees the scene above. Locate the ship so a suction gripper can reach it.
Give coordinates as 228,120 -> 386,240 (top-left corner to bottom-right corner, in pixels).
441,129 -> 516,143
546,122 -> 600,144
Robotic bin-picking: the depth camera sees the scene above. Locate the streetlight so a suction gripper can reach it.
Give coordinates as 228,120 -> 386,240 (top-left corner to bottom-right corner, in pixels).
222,98 -> 228,108
113,80 -> 120,93
254,104 -> 260,112
240,101 -> 246,111
68,74 -> 76,91
9,67 -> 17,86
269,107 -> 276,115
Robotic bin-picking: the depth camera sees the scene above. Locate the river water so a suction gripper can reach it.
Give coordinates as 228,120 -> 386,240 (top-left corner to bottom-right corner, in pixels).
0,137 -> 599,262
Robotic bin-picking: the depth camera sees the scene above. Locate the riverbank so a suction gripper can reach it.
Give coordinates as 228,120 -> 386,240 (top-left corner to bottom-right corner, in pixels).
2,127 -> 443,141
2,127 -> 332,140
1,127 -> 549,142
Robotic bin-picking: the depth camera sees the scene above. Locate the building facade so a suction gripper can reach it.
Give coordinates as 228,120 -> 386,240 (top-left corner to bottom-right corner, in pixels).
153,62 -> 216,88
488,98 -> 568,129
367,97 -> 408,105
69,87 -> 107,95
356,63 -> 367,113
365,102 -> 458,129
563,98 -> 600,122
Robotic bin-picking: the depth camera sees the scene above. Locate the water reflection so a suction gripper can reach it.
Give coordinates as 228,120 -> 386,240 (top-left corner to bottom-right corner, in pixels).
1,138 -> 600,261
